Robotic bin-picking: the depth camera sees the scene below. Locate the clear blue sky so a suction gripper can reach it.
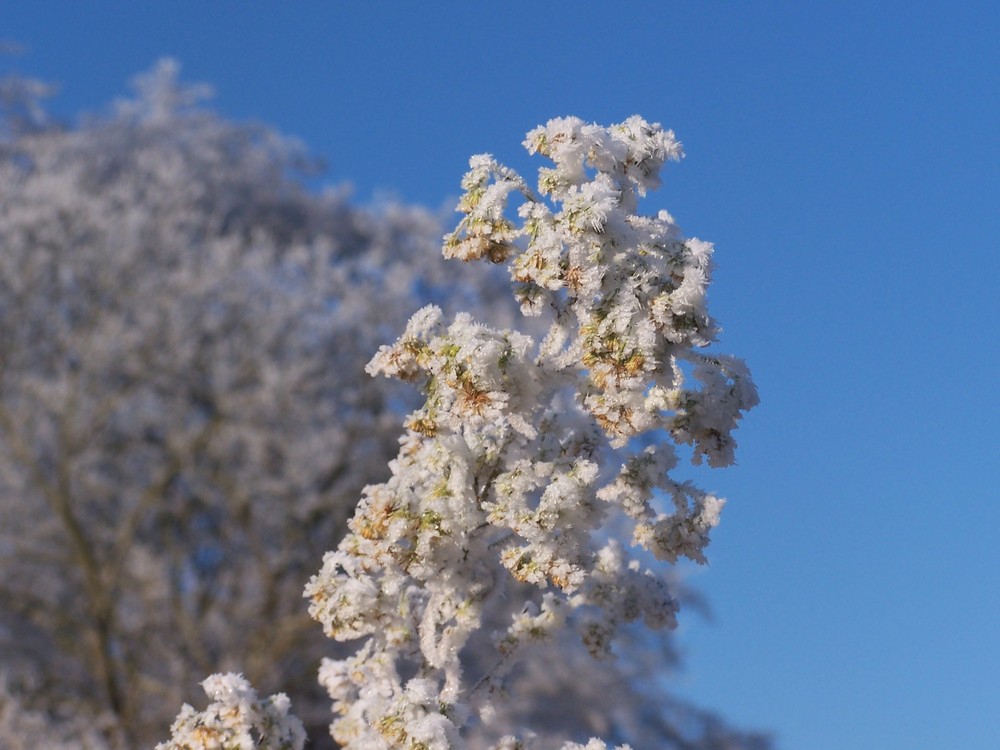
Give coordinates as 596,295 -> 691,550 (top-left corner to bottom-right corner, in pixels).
6,3 -> 998,748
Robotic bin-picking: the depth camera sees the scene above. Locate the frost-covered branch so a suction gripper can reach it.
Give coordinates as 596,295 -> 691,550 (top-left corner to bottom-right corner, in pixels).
302,116 -> 759,749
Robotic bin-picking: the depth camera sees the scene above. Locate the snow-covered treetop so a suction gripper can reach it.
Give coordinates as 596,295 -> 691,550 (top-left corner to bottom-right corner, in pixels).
0,57 -> 514,748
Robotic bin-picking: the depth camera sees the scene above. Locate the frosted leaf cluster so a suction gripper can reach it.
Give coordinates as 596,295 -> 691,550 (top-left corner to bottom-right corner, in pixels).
305,116 -> 758,749
157,673 -> 305,750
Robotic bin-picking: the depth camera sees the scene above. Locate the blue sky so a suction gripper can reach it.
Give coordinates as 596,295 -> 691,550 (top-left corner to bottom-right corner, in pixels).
6,2 -> 999,748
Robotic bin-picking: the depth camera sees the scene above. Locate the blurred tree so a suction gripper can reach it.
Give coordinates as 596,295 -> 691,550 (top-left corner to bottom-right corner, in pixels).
0,61 -> 770,750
